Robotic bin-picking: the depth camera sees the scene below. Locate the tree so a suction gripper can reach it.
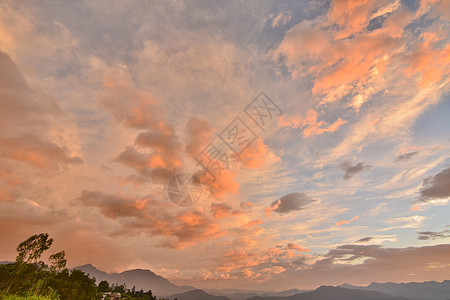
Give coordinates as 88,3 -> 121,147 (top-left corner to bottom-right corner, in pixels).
49,251 -> 67,271
16,233 -> 53,264
98,280 -> 110,293
4,233 -> 99,300
146,289 -> 157,300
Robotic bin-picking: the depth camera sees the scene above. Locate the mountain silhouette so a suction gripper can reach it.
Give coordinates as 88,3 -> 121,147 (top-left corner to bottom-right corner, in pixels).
72,264 -> 449,300
73,264 -> 195,296
246,286 -> 410,300
340,280 -> 450,300
205,288 -> 307,300
167,289 -> 231,300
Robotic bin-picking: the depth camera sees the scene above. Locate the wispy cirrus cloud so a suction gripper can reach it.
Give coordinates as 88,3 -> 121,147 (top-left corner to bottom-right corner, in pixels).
418,230 -> 450,240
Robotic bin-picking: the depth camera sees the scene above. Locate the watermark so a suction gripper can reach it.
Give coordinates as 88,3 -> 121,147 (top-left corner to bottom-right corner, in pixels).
168,92 -> 282,206
167,172 -> 203,207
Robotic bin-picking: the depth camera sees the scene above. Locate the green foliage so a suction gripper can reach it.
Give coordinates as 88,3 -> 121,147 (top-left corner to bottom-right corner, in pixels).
2,233 -> 99,300
0,263 -> 99,300
16,234 -> 53,264
0,293 -> 54,300
101,284 -> 158,300
4,233 -> 164,300
48,251 -> 66,271
98,280 -> 110,293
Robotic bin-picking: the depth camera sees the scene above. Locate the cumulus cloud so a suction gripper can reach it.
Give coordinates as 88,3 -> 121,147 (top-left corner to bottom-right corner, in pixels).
185,116 -> 214,157
0,134 -> 82,170
210,203 -> 242,219
194,168 -> 240,199
214,245 -> 304,281
340,161 -> 371,179
72,190 -> 225,249
420,166 -> 450,201
234,138 -> 269,169
101,68 -> 186,183
0,49 -> 82,207
287,243 -> 310,252
266,192 -> 316,215
0,51 -> 81,173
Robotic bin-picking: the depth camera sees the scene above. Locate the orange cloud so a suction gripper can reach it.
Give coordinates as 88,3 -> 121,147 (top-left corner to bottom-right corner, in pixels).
274,1 -> 414,109
327,0 -> 379,40
279,109 -> 347,137
234,138 -> 269,169
185,116 -> 214,157
0,135 -> 82,170
404,33 -> 450,87
210,203 -> 243,219
336,215 -> 359,226
336,220 -> 350,226
287,243 -> 310,252
194,169 -> 239,199
102,70 -> 186,183
73,190 -> 225,249
0,51 -> 81,174
242,219 -> 263,228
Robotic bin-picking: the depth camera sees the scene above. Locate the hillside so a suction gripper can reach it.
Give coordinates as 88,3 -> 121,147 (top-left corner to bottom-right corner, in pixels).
73,264 -> 194,296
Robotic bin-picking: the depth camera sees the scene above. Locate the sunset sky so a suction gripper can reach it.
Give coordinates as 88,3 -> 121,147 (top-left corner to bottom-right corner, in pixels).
1,0 -> 449,291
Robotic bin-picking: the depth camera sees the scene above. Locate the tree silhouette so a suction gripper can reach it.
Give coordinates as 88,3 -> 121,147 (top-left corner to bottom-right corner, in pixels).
16,233 -> 53,263
49,250 -> 67,271
98,280 -> 110,293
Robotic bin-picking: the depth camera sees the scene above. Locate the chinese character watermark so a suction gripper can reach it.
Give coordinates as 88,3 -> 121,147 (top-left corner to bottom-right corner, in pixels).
167,92 -> 282,206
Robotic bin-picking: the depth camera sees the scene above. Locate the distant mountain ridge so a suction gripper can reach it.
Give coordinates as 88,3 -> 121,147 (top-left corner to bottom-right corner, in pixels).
204,288 -> 307,300
246,286 -> 410,300
71,263 -> 450,300
340,280 -> 450,300
73,264 -> 195,296
167,289 -> 230,300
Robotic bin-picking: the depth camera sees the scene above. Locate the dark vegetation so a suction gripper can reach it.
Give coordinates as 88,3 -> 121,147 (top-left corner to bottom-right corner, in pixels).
0,233 -> 165,300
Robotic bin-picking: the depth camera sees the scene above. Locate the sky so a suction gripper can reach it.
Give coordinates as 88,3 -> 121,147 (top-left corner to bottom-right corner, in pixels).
0,0 -> 449,291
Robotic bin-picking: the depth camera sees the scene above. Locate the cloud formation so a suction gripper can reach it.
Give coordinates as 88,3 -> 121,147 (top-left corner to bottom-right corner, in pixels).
1,0 -> 449,290
420,166 -> 450,201
266,192 -> 316,215
418,230 -> 450,240
0,51 -> 81,173
340,161 -> 371,179
355,237 -> 373,243
279,109 -> 347,137
336,216 -> 359,227
101,69 -> 184,183
185,116 -> 214,157
395,151 -> 419,162
73,190 -> 225,249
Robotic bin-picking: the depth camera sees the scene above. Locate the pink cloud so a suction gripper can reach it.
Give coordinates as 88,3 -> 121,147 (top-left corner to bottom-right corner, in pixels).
336,215 -> 359,226
73,190 -> 226,250
279,109 -> 347,137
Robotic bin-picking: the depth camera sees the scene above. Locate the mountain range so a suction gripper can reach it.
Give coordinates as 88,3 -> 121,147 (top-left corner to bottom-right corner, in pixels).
246,286 -> 410,300
74,264 -> 194,296
68,264 -> 450,300
340,280 -> 450,300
